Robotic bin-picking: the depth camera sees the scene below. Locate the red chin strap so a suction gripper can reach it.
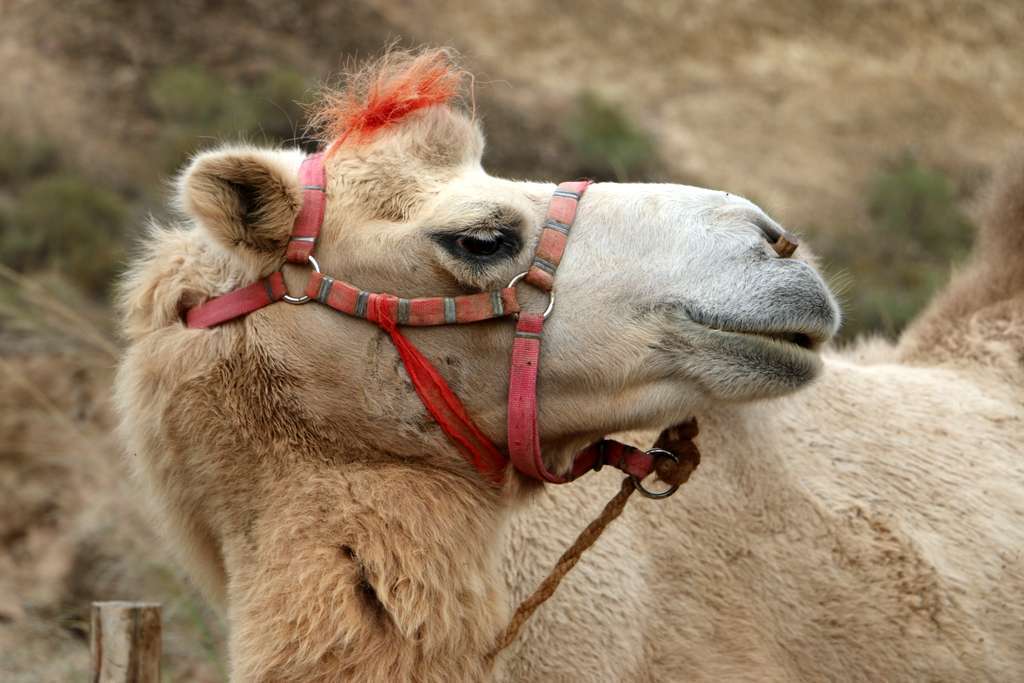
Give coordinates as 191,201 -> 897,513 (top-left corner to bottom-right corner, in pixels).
185,153 -> 674,492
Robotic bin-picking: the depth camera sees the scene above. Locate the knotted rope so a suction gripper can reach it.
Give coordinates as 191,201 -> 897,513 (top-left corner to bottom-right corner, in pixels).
485,421 -> 701,665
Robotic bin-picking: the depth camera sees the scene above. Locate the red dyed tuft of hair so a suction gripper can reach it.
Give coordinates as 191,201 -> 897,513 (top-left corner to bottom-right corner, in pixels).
313,49 -> 466,156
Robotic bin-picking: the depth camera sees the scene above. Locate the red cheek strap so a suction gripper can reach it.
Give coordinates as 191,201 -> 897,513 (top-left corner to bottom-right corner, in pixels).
185,272 -> 287,329
285,152 -> 326,263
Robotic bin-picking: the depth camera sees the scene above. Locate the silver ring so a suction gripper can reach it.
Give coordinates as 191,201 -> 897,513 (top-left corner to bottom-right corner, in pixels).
630,448 -> 680,499
506,271 -> 555,319
283,255 -> 321,304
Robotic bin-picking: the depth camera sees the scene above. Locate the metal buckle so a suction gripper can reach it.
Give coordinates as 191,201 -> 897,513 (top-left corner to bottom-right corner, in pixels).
630,448 -> 680,500
507,271 -> 555,319
282,255 -> 321,304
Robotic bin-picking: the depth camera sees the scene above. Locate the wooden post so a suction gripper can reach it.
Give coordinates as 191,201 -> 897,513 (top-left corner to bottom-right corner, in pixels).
90,601 -> 161,683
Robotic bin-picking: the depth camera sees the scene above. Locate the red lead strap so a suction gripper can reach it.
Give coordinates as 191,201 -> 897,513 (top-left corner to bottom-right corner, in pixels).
185,157 -> 670,491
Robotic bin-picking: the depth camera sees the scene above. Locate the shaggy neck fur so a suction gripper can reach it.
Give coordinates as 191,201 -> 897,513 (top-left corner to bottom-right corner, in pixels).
159,332 -> 510,681
226,459 -> 508,681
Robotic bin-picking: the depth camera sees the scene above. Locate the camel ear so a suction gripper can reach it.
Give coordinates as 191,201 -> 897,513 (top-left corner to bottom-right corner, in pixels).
178,147 -> 304,254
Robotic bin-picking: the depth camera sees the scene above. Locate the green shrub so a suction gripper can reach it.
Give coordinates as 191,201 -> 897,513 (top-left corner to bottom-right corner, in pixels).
827,155 -> 973,338
148,64 -> 312,171
148,66 -> 254,171
565,92 -> 656,181
2,175 -> 129,296
0,135 -> 60,186
250,67 -> 310,143
868,155 -> 973,261
148,65 -> 260,132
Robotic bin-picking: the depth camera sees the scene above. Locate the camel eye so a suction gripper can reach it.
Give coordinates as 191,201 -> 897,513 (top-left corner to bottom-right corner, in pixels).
431,219 -> 522,265
456,234 -> 503,257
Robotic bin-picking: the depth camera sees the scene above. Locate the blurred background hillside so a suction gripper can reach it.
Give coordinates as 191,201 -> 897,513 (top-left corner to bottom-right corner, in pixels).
1,1 -> 1022,680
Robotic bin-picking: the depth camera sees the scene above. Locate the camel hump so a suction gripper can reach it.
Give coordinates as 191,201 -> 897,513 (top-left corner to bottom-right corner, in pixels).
898,144 -> 1024,368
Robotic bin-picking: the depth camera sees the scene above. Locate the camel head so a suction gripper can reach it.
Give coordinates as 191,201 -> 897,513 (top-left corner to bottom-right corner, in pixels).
138,51 -> 839,483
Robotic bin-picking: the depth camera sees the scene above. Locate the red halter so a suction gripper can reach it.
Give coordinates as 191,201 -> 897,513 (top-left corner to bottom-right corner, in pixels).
186,153 -> 678,494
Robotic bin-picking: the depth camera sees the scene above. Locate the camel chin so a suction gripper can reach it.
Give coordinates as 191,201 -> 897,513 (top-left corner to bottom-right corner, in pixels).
679,322 -> 825,400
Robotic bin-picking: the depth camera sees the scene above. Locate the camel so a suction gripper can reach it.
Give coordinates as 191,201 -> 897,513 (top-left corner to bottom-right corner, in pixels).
115,50 -> 1023,681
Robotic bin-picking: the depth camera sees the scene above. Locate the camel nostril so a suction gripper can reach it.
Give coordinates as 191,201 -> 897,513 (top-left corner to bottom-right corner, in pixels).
754,216 -> 799,257
771,232 -> 799,258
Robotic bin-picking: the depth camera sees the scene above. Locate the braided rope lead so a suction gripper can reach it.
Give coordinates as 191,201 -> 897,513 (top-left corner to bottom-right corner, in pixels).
485,421 -> 701,667
485,477 -> 638,663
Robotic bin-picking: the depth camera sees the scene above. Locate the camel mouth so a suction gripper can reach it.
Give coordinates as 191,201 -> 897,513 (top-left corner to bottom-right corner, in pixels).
732,329 -> 819,351
698,326 -> 825,364
683,305 -> 832,355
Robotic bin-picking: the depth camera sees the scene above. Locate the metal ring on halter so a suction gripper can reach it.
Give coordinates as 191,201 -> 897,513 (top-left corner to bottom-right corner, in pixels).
506,271 -> 555,319
282,255 -> 321,304
630,448 -> 681,499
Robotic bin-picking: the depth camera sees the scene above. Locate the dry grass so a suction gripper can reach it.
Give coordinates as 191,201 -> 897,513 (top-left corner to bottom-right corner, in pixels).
0,274 -> 225,682
378,0 -> 1024,228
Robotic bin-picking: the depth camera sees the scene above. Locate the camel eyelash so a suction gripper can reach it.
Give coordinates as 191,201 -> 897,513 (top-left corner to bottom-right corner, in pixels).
430,207 -> 524,266
432,226 -> 522,263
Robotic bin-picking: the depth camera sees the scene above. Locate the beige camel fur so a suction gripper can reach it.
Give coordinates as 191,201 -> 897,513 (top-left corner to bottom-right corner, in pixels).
115,51 -> 1021,681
